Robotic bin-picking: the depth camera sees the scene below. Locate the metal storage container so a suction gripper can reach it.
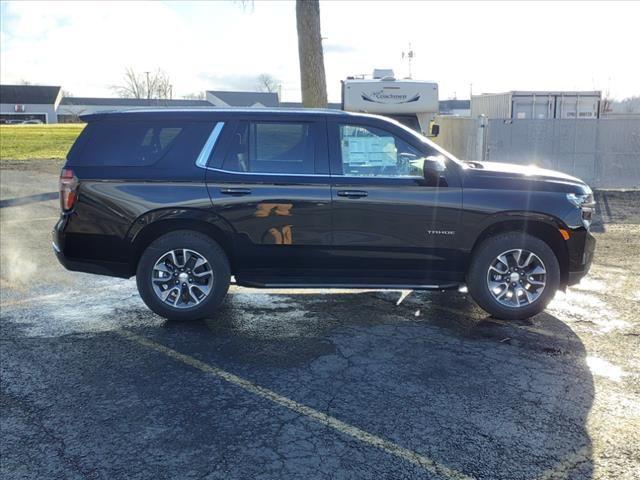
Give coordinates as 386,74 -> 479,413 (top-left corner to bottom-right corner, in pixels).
470,93 -> 512,119
471,91 -> 601,120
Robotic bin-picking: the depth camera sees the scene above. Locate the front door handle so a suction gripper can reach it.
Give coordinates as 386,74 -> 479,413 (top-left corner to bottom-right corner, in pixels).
220,187 -> 252,196
337,190 -> 368,199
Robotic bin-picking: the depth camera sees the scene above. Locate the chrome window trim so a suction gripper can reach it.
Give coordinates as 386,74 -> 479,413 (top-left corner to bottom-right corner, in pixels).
342,174 -> 425,180
204,166 -> 424,180
195,122 -> 225,168
199,121 -> 425,179
204,166 -> 331,178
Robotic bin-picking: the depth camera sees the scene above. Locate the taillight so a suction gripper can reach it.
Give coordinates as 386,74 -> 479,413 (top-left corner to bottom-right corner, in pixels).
59,168 -> 78,211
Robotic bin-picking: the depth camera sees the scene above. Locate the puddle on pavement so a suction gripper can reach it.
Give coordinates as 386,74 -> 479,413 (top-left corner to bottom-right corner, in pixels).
223,291 -> 315,338
2,280 -> 153,337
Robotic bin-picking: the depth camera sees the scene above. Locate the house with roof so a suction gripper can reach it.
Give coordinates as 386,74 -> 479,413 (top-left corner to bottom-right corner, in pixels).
56,90 -> 279,121
57,97 -> 213,122
0,84 -> 286,123
205,90 -> 279,108
438,99 -> 471,116
279,101 -> 342,110
0,84 -> 63,123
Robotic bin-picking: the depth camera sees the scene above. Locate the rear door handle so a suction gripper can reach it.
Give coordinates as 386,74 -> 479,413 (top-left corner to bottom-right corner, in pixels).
337,190 -> 368,199
220,187 -> 252,196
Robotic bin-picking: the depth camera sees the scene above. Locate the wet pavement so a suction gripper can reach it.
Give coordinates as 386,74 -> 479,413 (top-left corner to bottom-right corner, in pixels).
1,161 -> 639,479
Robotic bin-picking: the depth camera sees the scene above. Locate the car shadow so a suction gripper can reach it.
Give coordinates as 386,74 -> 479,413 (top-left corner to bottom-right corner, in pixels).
2,286 -> 594,479
592,189 -> 640,233
135,288 -> 595,479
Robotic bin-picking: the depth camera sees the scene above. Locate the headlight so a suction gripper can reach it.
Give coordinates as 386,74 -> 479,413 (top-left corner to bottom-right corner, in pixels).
567,193 -> 595,228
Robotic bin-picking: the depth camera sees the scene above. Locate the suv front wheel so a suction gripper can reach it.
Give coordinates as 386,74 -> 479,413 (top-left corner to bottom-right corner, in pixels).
136,230 -> 230,321
467,232 -> 560,320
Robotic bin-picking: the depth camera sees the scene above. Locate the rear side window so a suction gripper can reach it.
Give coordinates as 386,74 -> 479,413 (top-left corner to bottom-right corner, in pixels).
222,121 -> 315,174
71,121 -> 186,166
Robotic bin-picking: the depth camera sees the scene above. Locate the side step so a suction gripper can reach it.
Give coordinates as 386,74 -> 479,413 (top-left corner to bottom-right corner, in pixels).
233,277 -> 459,291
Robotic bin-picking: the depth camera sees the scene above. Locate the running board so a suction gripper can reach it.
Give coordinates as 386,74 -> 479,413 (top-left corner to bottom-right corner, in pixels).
233,279 -> 459,291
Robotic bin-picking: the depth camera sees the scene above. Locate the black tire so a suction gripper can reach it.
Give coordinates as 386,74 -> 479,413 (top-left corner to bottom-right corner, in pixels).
136,230 -> 230,321
467,232 -> 560,320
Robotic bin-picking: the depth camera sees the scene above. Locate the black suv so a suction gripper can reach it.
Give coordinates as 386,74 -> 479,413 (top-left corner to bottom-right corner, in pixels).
54,109 -> 595,321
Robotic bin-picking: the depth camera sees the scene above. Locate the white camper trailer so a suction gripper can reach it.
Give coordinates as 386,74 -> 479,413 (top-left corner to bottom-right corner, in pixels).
341,69 -> 439,136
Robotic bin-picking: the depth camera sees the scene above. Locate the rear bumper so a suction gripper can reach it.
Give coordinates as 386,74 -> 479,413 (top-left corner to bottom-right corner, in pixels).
52,218 -> 131,278
53,244 -> 130,278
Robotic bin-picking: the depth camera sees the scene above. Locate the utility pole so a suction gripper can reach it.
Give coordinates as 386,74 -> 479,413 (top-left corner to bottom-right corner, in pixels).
402,43 -> 414,79
145,71 -> 151,99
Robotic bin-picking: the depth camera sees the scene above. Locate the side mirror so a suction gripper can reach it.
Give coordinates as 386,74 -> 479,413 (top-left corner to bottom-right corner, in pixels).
430,123 -> 440,137
423,155 -> 446,186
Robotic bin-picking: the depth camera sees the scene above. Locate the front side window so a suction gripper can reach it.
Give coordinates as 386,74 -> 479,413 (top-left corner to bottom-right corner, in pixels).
222,121 -> 315,174
338,124 -> 431,178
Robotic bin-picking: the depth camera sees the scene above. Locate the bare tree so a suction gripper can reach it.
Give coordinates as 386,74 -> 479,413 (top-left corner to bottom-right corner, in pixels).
153,72 -> 173,100
621,96 -> 640,113
112,67 -> 144,99
256,74 -> 280,93
112,67 -> 173,100
296,0 -> 327,108
600,88 -> 613,115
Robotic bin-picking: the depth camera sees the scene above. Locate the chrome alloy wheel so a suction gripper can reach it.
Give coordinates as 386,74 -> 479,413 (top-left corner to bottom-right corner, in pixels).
486,249 -> 546,308
151,249 -> 214,308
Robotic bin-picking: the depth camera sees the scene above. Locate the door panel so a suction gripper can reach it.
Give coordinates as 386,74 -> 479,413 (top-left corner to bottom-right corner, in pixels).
330,178 -> 462,280
328,119 -> 463,282
204,117 -> 332,275
206,172 -> 332,272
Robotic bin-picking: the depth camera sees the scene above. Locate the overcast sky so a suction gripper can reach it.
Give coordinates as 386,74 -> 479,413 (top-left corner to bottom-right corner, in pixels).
1,0 -> 638,102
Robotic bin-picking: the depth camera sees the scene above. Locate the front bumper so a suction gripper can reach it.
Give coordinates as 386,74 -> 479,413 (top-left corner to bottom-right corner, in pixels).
567,229 -> 596,286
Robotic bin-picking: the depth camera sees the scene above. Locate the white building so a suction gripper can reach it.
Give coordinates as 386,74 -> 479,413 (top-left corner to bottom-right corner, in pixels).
58,90 -> 280,121
1,85 -> 281,123
57,97 -> 213,122
0,85 -> 62,123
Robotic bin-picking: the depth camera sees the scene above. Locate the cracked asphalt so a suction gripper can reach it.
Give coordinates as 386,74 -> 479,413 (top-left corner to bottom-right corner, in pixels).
1,160 -> 639,480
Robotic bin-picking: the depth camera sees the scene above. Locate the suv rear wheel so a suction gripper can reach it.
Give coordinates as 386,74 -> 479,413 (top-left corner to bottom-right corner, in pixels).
136,230 -> 230,321
467,232 -> 560,320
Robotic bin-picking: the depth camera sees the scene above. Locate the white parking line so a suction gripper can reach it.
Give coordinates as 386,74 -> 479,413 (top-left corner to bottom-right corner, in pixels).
117,329 -> 474,480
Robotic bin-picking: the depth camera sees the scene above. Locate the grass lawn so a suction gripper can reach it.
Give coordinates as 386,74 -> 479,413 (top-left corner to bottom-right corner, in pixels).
0,124 -> 85,160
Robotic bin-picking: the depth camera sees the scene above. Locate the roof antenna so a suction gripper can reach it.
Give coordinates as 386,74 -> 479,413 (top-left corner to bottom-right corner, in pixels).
401,43 -> 415,79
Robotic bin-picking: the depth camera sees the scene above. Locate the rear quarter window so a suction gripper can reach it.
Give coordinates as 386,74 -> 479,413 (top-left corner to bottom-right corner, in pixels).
69,121 -> 190,167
